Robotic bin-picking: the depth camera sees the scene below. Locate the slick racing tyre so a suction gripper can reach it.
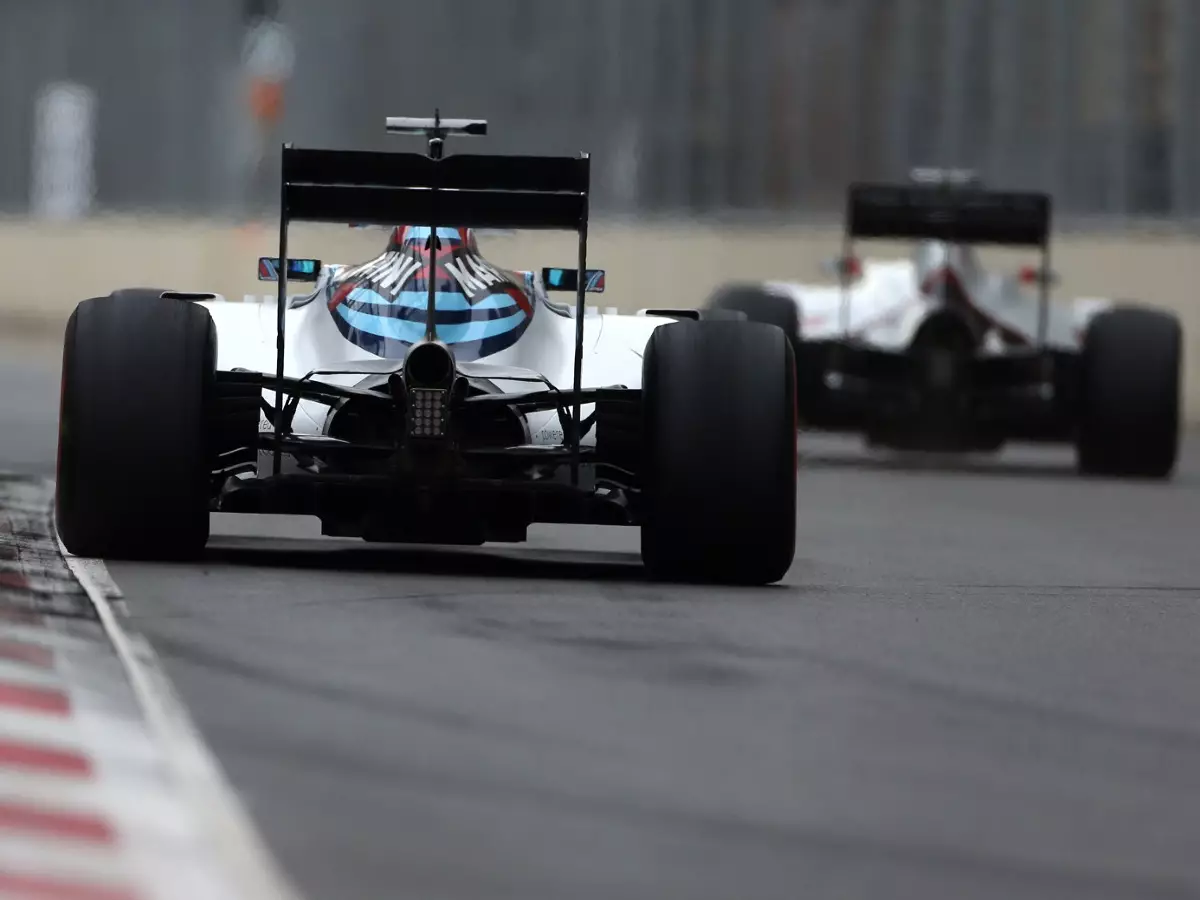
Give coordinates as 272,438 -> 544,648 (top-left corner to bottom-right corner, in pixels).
704,283 -> 825,427
1075,304 -> 1181,479
56,289 -> 217,559
640,319 -> 797,585
705,283 -> 800,343
697,308 -> 747,322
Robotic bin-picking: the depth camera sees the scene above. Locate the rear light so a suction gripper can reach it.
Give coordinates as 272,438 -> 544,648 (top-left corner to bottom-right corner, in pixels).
1018,265 -> 1057,287
409,388 -> 449,439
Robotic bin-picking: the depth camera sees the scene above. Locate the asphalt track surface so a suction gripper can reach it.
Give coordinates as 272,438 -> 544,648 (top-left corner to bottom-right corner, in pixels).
4,337 -> 1200,900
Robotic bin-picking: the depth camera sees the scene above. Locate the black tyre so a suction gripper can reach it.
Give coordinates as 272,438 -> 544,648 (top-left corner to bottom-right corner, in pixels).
706,283 -> 800,342
697,308 -> 748,322
640,320 -> 797,585
56,289 -> 217,559
705,282 -> 828,428
1075,305 -> 1181,479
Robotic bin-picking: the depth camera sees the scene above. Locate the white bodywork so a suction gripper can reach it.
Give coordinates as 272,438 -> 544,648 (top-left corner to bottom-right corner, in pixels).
763,240 -> 1114,352
190,236 -> 670,450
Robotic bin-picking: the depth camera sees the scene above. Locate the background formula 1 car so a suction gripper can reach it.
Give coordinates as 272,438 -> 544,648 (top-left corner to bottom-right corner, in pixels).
704,169 -> 1182,479
54,114 -> 797,585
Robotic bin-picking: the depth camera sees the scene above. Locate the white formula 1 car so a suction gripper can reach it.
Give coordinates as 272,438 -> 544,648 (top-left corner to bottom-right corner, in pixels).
703,170 -> 1182,478
53,115 -> 796,584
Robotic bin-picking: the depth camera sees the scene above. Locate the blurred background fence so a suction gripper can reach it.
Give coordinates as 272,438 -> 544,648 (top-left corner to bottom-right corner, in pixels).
1,0 -> 1198,227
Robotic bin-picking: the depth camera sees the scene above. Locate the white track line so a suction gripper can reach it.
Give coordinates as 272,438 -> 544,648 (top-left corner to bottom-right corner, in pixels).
54,525 -> 305,900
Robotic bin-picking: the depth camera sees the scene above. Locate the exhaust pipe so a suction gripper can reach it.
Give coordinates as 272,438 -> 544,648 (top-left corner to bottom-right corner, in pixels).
402,339 -> 456,440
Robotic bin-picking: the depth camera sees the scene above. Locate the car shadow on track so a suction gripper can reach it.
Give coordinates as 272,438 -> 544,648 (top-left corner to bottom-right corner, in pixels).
796,430 -> 1200,485
801,450 -> 1198,487
201,534 -> 660,585
196,533 -> 796,593
800,451 -> 1075,480
205,537 -> 645,578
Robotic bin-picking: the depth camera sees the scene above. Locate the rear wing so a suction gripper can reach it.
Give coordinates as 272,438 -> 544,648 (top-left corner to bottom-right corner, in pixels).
845,182 -> 1051,247
269,112 -> 594,482
280,147 -> 589,231
837,181 -> 1055,346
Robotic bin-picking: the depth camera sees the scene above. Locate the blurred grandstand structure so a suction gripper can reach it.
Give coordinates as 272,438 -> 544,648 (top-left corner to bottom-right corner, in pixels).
0,0 -> 1196,227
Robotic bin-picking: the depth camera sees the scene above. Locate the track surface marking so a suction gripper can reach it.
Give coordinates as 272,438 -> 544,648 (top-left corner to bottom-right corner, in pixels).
0,470 -> 302,899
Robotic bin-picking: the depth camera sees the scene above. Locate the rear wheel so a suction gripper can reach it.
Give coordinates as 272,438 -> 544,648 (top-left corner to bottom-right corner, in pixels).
705,282 -> 827,428
640,320 -> 797,585
56,289 -> 217,559
1075,305 -> 1181,479
697,308 -> 747,322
